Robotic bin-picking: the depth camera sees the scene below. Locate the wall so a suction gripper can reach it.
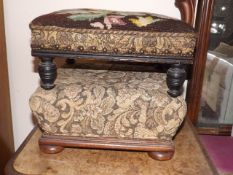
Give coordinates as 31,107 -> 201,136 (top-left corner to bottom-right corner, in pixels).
3,0 -> 180,149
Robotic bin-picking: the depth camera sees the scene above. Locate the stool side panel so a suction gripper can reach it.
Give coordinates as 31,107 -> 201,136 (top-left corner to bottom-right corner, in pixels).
29,68 -> 187,141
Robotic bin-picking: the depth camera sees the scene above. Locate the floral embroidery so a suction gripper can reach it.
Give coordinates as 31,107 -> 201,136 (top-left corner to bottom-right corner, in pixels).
90,22 -> 104,29
90,15 -> 126,30
56,9 -> 162,28
31,9 -> 196,56
129,16 -> 162,27
104,15 -> 126,29
57,9 -> 110,21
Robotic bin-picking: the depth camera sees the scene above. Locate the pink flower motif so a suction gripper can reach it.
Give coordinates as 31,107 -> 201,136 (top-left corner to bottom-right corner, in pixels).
104,15 -> 126,29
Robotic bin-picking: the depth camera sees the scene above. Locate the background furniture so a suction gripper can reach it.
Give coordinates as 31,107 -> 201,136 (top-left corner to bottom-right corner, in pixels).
0,0 -> 14,174
186,0 -> 215,124
199,51 -> 233,125
196,0 -> 233,135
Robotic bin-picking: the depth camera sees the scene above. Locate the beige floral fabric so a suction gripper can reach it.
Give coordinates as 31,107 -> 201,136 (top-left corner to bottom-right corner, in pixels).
30,68 -> 187,140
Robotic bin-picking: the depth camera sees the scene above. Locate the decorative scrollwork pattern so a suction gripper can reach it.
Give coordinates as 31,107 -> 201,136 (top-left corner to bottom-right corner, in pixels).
30,68 -> 187,140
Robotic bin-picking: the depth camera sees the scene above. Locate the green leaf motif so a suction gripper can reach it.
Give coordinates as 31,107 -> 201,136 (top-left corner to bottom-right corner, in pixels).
68,12 -> 108,21
56,9 -> 110,21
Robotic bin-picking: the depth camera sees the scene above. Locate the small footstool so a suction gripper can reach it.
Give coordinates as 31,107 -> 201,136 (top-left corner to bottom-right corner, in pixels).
29,8 -> 196,160
30,8 -> 196,97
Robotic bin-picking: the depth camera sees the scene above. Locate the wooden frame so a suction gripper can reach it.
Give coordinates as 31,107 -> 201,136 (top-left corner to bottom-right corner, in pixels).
197,124 -> 232,135
186,0 -> 215,124
175,0 -> 196,26
187,0 -> 232,135
177,0 -> 230,135
40,134 -> 175,161
0,0 -> 14,173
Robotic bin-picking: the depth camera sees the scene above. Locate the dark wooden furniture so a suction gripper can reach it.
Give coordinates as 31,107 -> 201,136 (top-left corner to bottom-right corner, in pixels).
198,125 -> 233,135
186,0 -> 215,124
0,0 -> 14,174
195,0 -> 233,135
5,119 -> 219,175
175,0 -> 232,135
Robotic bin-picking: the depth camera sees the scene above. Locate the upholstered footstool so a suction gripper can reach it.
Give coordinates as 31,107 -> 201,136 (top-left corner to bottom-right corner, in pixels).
30,68 -> 186,160
30,8 -> 196,97
29,7 -> 196,161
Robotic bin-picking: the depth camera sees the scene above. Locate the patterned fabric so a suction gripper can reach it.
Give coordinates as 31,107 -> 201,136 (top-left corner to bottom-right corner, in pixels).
30,68 -> 187,140
30,9 -> 196,57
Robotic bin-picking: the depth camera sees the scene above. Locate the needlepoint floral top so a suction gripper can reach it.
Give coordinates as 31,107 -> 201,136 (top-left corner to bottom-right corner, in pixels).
30,8 -> 196,57
31,8 -> 194,32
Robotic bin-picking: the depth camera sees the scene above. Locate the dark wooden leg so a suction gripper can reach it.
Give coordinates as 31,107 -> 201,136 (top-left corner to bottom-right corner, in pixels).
39,144 -> 64,154
166,64 -> 186,97
148,150 -> 174,161
65,58 -> 76,64
38,57 -> 57,90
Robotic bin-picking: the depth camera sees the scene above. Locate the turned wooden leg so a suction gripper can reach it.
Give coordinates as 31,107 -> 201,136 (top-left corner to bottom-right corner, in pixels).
148,150 -> 174,161
38,57 -> 57,90
39,144 -> 64,154
66,58 -> 76,64
166,64 -> 186,97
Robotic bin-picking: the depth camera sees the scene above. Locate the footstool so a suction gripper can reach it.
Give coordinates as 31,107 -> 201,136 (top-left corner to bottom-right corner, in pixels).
29,7 -> 196,161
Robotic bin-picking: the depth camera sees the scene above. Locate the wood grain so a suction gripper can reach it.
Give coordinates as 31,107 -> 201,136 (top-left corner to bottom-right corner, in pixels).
0,0 -> 14,174
175,0 -> 196,26
5,120 -> 218,175
186,0 -> 215,124
39,134 -> 174,151
197,125 -> 232,135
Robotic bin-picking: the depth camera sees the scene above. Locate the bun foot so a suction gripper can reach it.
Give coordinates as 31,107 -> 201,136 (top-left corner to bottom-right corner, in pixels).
148,150 -> 174,161
39,144 -> 64,154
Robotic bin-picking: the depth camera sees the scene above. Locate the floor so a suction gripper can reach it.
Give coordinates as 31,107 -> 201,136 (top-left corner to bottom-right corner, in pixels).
200,135 -> 233,175
6,121 -> 217,175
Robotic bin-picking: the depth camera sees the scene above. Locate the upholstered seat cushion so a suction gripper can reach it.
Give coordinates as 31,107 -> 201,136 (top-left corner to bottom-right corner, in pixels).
30,9 -> 196,58
30,68 -> 187,140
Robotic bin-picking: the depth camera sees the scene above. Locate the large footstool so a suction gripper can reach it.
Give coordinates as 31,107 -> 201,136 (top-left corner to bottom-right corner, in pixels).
29,4 -> 196,161
30,68 -> 187,160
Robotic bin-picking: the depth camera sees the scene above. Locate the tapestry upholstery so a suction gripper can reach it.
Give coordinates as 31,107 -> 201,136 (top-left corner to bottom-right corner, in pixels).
30,68 -> 187,140
30,9 -> 196,57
